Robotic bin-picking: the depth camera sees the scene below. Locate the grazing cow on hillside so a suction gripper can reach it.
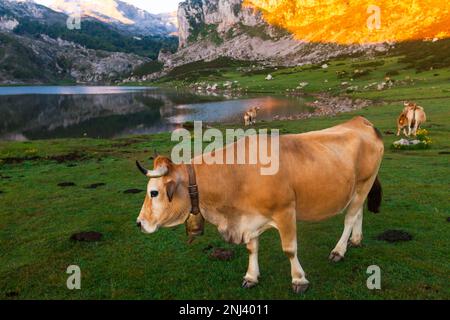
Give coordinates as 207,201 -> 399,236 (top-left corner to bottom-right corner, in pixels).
397,102 -> 427,136
135,116 -> 384,293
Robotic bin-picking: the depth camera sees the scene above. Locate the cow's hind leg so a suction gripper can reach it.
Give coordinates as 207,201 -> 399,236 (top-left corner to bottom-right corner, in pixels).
349,209 -> 363,247
276,210 -> 309,294
242,237 -> 260,289
329,200 -> 364,262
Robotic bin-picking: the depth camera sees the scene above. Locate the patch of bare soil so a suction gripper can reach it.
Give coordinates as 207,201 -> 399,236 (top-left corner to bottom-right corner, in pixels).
377,230 -> 413,243
123,189 -> 144,194
70,231 -> 103,242
58,182 -> 76,187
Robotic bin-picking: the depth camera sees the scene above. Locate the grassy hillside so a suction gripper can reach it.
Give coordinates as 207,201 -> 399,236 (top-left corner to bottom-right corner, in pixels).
0,50 -> 449,299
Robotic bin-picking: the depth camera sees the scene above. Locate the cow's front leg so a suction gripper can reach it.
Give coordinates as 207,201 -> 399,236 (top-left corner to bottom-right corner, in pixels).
276,212 -> 309,294
242,237 -> 260,288
412,123 -> 419,136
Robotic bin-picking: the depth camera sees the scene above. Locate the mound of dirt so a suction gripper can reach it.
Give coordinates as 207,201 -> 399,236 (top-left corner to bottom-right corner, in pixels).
58,182 -> 76,187
209,248 -> 235,261
70,231 -> 103,242
377,230 -> 413,243
123,189 -> 144,194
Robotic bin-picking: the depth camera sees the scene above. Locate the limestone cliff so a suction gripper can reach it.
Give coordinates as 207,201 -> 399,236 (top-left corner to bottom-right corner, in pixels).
168,0 -> 387,68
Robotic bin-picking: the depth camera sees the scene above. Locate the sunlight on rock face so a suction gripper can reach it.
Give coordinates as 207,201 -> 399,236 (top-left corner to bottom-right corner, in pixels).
243,0 -> 450,44
51,0 -> 134,25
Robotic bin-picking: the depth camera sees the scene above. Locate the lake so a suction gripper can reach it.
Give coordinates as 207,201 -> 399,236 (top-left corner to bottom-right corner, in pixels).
0,86 -> 312,141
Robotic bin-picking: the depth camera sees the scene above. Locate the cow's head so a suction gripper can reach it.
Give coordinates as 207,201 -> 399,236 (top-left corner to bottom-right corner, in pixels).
135,156 -> 191,234
397,113 -> 409,135
404,101 -> 417,109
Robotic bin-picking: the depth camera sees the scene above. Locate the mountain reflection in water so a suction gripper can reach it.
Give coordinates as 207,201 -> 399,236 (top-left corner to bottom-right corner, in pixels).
0,86 -> 311,141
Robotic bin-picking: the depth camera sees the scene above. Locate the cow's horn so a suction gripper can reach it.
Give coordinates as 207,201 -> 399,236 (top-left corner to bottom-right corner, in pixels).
136,160 -> 149,176
136,161 -> 168,178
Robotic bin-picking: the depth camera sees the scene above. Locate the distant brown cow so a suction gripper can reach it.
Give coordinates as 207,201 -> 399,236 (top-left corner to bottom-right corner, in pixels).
135,116 -> 384,293
397,102 -> 427,136
244,107 -> 260,126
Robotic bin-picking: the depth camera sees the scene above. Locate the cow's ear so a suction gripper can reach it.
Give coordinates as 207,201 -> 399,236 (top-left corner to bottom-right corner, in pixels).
165,180 -> 178,202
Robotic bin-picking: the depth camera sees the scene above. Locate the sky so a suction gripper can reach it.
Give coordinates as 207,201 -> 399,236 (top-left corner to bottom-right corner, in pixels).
31,0 -> 183,14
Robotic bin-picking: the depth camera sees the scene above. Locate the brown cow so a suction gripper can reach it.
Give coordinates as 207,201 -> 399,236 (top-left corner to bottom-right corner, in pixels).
244,107 -> 260,126
397,102 -> 427,136
135,116 -> 384,293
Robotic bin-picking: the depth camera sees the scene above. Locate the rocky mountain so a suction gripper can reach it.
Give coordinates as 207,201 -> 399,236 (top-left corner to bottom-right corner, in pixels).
0,31 -> 148,84
0,0 -> 179,84
46,0 -> 177,36
163,0 -> 388,68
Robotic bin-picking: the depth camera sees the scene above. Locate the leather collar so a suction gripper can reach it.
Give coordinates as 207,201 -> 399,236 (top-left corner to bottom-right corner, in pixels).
185,163 -> 200,215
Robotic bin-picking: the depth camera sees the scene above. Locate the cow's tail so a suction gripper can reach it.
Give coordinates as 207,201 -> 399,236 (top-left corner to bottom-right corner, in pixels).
367,176 -> 382,213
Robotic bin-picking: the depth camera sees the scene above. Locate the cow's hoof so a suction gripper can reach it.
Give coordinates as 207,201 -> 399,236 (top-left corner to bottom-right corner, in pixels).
292,282 -> 309,294
348,240 -> 362,248
329,251 -> 344,262
242,279 -> 258,289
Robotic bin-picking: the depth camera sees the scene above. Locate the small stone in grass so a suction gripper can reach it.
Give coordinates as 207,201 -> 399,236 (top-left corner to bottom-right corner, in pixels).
58,182 -> 76,187
376,230 -> 413,243
70,231 -> 103,242
123,188 -> 144,194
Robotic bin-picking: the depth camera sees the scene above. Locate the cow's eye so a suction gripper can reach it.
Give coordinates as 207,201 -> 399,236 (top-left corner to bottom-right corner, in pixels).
150,190 -> 159,198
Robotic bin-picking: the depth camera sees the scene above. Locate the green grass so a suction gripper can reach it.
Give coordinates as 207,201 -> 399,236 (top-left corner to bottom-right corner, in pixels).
1,51 -> 450,299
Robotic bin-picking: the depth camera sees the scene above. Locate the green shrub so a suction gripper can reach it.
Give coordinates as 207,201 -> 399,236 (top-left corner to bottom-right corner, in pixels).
133,61 -> 164,77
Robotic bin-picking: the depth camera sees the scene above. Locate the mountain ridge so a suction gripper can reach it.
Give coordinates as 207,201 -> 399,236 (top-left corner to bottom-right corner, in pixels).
0,0 -> 160,84
36,0 -> 178,36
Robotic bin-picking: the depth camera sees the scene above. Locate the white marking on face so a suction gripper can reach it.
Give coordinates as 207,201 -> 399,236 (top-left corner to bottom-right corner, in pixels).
139,219 -> 159,234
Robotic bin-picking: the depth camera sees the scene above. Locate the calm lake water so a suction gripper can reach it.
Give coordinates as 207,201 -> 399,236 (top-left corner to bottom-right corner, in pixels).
0,86 -> 311,141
